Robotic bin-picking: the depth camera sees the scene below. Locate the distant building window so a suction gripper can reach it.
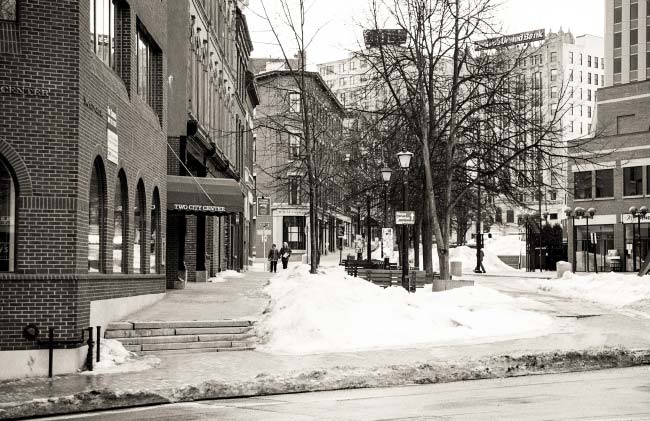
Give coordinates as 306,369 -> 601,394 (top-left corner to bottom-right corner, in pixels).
289,92 -> 301,112
137,28 -> 151,105
0,158 -> 16,272
550,190 -> 557,201
550,86 -> 558,98
579,54 -> 583,65
588,106 -> 592,118
588,55 -> 592,67
113,171 -> 128,273
614,32 -> 622,49
0,0 -> 16,20
574,171 -> 592,199
601,75 -> 604,86
288,133 -> 301,160
588,89 -> 592,101
506,210 -> 514,223
624,166 -> 643,196
550,51 -> 557,62
495,208 -> 502,223
614,4 -> 622,23
595,169 -> 614,198
631,54 -> 639,71
594,57 -> 599,68
631,29 -> 639,46
550,69 -> 558,81
631,1 -> 639,20
614,57 -> 621,74
90,0 -> 122,71
588,73 -> 591,84
288,175 -> 300,205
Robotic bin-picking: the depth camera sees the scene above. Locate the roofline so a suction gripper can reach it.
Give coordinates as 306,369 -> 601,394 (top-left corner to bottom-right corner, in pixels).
255,69 -> 344,110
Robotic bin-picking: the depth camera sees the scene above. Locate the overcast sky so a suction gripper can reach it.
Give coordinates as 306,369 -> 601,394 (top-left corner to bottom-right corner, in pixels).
245,0 -> 604,65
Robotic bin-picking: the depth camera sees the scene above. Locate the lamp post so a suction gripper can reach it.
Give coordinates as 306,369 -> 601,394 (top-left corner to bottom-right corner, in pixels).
397,150 -> 412,292
585,208 -> 596,273
629,205 -> 648,272
541,211 -> 549,272
366,195 -> 372,261
380,167 -> 393,260
564,206 -> 576,272
574,207 -> 586,271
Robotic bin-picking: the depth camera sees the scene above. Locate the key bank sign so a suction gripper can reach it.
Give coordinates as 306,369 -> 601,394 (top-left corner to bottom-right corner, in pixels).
476,29 -> 545,51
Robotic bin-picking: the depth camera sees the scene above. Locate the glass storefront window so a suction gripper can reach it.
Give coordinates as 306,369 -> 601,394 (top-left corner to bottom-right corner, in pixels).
283,216 -> 306,250
134,181 -> 146,273
150,189 -> 160,274
595,169 -> 614,198
0,160 -> 15,272
575,224 -> 614,272
113,172 -> 127,273
88,161 -> 105,273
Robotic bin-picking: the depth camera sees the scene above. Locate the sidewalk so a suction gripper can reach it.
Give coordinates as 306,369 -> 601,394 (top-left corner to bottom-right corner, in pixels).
2,262 -> 650,419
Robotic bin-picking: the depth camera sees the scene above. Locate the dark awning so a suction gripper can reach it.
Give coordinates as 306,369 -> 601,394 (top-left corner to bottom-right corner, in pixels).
167,175 -> 244,214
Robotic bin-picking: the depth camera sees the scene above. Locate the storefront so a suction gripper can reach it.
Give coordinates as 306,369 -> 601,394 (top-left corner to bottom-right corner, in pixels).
166,175 -> 244,286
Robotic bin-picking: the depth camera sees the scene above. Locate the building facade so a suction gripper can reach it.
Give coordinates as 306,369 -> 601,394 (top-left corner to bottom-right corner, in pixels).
253,68 -> 351,260
565,0 -> 650,273
487,31 -> 604,240
166,0 -> 258,285
0,0 -> 168,378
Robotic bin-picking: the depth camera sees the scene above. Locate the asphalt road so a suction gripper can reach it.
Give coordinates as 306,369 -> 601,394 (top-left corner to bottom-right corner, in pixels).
39,366 -> 650,421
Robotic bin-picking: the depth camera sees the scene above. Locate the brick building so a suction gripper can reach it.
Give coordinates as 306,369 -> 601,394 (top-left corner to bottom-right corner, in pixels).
254,68 -> 351,260
0,0 -> 168,378
165,0 -> 258,285
566,0 -> 650,272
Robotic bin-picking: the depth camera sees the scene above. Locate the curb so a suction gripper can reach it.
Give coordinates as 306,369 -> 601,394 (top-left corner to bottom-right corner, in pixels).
2,347 -> 649,420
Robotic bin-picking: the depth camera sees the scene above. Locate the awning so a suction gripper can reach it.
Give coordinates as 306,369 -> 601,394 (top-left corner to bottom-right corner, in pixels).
167,175 -> 244,214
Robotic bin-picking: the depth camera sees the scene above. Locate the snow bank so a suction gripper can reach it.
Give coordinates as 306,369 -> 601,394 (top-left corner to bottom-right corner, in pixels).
208,270 -> 244,283
534,272 -> 650,308
81,339 -> 159,375
256,265 -> 555,354
483,235 -> 525,257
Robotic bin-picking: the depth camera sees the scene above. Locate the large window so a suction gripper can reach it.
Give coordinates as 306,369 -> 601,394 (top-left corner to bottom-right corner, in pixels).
283,216 -> 306,250
0,0 -> 16,20
574,171 -> 592,200
133,180 -> 146,273
288,133 -> 301,160
624,166 -> 643,196
113,171 -> 127,273
89,159 -> 106,273
595,169 -> 614,198
90,0 -> 121,71
289,92 -> 301,113
0,159 -> 15,272
495,208 -> 502,224
150,188 -> 160,274
137,28 -> 149,105
506,210 -> 514,223
288,175 -> 300,205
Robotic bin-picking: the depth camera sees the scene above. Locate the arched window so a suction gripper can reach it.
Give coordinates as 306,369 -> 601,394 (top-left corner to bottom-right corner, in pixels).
150,188 -> 160,274
133,180 -> 146,273
113,171 -> 128,273
88,158 -> 106,273
0,158 -> 16,272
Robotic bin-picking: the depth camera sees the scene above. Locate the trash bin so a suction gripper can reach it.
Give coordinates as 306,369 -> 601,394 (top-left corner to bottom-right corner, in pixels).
556,261 -> 572,278
450,261 -> 462,277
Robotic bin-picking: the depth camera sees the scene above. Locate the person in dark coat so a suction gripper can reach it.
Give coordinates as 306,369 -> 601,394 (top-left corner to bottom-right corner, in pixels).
280,242 -> 292,269
268,244 -> 280,273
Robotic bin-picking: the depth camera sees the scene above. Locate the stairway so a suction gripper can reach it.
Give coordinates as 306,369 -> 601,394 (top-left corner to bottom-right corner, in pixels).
104,320 -> 257,354
498,255 -> 521,269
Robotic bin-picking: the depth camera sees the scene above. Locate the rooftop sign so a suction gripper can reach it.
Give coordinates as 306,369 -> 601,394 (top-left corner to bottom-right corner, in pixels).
364,29 -> 407,48
476,29 -> 545,51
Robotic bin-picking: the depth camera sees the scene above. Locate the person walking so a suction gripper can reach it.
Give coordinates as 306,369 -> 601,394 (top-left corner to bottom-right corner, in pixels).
268,244 -> 280,273
479,248 -> 486,273
280,242 -> 292,269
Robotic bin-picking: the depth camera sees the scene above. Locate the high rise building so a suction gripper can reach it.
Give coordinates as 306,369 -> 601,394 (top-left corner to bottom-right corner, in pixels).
606,0 -> 649,86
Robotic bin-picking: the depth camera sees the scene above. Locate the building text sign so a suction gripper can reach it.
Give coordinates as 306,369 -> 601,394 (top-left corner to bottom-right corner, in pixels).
621,213 -> 650,224
0,84 -> 50,97
258,197 -> 270,216
476,29 -> 545,51
395,211 -> 415,225
172,203 -> 226,213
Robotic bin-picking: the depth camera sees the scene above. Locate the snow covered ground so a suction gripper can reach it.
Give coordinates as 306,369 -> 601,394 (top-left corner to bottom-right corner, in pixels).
256,264 -> 558,355
483,235 -> 526,257
80,339 -> 159,375
208,269 -> 245,283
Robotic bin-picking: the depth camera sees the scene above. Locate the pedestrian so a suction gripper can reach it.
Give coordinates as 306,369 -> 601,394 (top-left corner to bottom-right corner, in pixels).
355,235 -> 364,260
280,242 -> 292,269
268,244 -> 280,273
479,248 -> 486,273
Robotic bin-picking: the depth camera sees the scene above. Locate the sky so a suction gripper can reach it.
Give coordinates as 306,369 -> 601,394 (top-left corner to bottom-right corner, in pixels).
244,0 -> 604,66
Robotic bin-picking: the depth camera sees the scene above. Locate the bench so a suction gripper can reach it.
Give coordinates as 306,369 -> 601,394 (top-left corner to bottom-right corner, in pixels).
343,259 -> 397,276
356,269 -> 402,288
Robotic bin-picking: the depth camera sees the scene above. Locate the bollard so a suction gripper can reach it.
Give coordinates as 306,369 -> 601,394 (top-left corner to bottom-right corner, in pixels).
48,327 -> 54,378
96,326 -> 101,363
86,327 -> 94,371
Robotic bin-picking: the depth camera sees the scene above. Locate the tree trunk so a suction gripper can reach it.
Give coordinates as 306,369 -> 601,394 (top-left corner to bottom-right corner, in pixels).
422,190 -> 433,274
414,212 -> 421,270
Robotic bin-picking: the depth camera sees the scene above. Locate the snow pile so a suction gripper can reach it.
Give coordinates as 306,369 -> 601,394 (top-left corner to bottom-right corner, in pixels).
448,246 -> 516,273
81,339 -> 159,375
256,265 -> 556,354
208,270 -> 244,283
534,272 -> 650,308
483,235 -> 525,257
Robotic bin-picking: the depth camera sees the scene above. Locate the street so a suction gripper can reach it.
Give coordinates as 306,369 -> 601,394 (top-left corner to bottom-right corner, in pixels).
40,366 -> 650,420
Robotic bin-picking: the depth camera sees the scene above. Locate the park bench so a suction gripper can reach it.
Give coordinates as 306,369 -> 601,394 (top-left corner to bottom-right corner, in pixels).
350,268 -> 472,291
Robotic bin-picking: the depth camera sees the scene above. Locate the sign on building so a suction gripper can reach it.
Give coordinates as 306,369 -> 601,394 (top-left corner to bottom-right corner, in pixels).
476,29 -> 545,51
395,211 -> 415,225
106,106 -> 118,164
363,29 -> 407,48
621,213 -> 650,224
258,197 -> 270,216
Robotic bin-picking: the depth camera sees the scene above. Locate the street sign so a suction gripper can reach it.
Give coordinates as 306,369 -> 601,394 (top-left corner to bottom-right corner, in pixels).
257,197 -> 270,216
395,211 -> 415,225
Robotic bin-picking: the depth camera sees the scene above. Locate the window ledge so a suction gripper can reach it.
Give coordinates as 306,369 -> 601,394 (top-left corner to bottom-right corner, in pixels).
574,198 -> 593,202
593,197 -> 615,201
622,195 -> 644,199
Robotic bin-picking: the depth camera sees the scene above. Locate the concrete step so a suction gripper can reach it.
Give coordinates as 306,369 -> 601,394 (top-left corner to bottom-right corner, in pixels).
105,326 -> 253,339
138,346 -> 256,355
106,320 -> 253,331
115,333 -> 255,345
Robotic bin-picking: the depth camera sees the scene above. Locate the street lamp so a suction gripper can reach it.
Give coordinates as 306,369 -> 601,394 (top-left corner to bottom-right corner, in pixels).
397,150 -> 412,291
629,205 -> 648,272
564,206 -> 576,272
584,207 -> 596,273
380,167 -> 393,262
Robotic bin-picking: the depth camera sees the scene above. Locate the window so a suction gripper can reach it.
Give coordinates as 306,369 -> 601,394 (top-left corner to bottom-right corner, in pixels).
588,73 -> 592,84
288,175 -> 300,205
594,57 -> 599,68
88,158 -> 106,273
595,169 -> 614,198
289,92 -> 301,112
550,190 -> 557,201
580,71 -> 583,83
150,188 -> 160,274
550,51 -> 557,62
0,0 -> 16,20
113,171 -> 128,273
550,69 -> 558,81
288,133 -> 300,159
631,1 -> 639,20
90,0 -> 121,70
506,210 -> 514,223
495,208 -> 502,223
550,86 -> 558,99
283,216 -> 306,250
614,32 -> 622,49
350,60 -> 356,70
624,166 -> 643,196
137,29 -> 150,104
588,55 -> 592,67
601,75 -> 604,86
614,4 -> 622,23
569,70 -> 573,81
134,180 -> 146,273
614,57 -> 622,74
574,171 -> 592,199
631,29 -> 639,46
588,89 -> 592,101
647,165 -> 650,195
631,54 -> 639,71
0,158 -> 16,272
580,54 -> 583,65
588,106 -> 592,118
569,51 -> 574,64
